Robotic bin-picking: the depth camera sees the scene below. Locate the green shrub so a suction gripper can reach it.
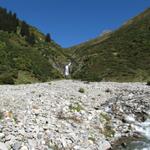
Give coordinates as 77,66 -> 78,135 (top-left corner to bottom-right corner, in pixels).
147,81 -> 150,86
105,88 -> 111,93
0,74 -> 15,84
69,103 -> 83,112
70,9 -> 150,82
99,112 -> 115,138
79,88 -> 85,93
0,111 -> 4,120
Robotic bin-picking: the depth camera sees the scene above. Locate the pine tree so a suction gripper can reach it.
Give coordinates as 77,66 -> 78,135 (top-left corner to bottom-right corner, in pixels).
20,21 -> 30,37
0,7 -> 19,33
26,33 -> 36,45
45,33 -> 51,43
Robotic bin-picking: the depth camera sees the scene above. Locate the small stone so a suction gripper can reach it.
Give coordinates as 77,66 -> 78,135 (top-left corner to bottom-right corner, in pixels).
124,115 -> 135,123
0,142 -> 8,150
42,140 -> 45,144
5,135 -> 12,141
20,146 -> 28,150
128,93 -> 134,99
19,129 -> 26,136
32,109 -> 40,116
88,139 -> 94,144
28,139 -> 36,149
61,138 -> 67,148
74,145 -> 81,149
12,142 -> 22,150
0,125 -> 3,130
43,125 -> 49,130
101,141 -> 111,150
16,135 -> 22,141
121,142 -> 127,148
0,133 -> 5,139
37,133 -> 42,139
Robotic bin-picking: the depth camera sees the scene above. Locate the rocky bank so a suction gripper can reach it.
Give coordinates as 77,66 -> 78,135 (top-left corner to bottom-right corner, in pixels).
0,80 -> 149,150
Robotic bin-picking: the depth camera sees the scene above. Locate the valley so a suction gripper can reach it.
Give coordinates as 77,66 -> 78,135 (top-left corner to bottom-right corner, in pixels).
0,80 -> 149,149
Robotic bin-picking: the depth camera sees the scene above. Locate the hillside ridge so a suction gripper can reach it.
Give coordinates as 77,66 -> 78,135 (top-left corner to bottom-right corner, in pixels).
0,7 -> 68,84
68,8 -> 150,82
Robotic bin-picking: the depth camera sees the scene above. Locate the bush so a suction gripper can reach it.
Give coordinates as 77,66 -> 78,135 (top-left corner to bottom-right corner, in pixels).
0,111 -> 4,120
105,88 -> 111,93
146,81 -> 150,86
69,103 -> 83,112
79,88 -> 85,93
0,73 -> 15,84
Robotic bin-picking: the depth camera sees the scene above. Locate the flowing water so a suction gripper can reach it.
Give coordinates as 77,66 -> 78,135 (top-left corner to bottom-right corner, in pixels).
129,119 -> 150,150
113,119 -> 150,150
65,62 -> 71,76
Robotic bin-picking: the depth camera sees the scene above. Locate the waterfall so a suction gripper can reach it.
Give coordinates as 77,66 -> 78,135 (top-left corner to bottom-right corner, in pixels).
65,62 -> 71,76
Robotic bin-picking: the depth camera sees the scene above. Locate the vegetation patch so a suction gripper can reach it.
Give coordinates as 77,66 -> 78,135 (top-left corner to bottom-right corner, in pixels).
88,136 -> 96,143
99,112 -> 115,138
78,88 -> 85,93
0,111 -> 4,120
48,142 -> 59,150
0,72 -> 16,85
103,124 -> 115,138
15,71 -> 39,84
99,112 -> 111,122
0,7 -> 68,85
69,103 -> 83,112
69,8 -> 150,82
146,81 -> 150,86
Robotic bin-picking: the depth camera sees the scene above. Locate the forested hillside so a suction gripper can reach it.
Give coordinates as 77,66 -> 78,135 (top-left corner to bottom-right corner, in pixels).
0,7 -> 68,84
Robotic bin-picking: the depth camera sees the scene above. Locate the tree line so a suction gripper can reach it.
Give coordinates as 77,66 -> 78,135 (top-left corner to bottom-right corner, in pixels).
0,7 -> 19,33
0,7 -> 51,44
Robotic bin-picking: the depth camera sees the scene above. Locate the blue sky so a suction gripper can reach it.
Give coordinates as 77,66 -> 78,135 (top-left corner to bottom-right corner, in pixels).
0,0 -> 150,47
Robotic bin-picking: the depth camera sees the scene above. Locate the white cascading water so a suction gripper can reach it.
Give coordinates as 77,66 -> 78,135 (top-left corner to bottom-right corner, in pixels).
65,62 -> 71,76
134,119 -> 150,140
127,118 -> 150,150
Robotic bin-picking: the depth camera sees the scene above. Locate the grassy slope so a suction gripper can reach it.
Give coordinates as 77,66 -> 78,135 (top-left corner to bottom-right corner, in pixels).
69,8 -> 150,82
0,27 -> 68,84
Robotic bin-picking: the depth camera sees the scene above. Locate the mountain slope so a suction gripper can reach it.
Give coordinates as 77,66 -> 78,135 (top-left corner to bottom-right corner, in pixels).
0,7 -> 68,84
69,8 -> 150,82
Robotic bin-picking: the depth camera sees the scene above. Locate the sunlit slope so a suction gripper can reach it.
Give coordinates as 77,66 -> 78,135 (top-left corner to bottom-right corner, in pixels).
70,8 -> 150,82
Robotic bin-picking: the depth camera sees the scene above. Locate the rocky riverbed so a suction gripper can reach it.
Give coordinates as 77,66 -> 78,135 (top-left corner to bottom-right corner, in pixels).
0,80 -> 149,150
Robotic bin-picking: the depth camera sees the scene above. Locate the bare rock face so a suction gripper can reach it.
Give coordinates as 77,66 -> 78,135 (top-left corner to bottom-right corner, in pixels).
0,80 -> 149,150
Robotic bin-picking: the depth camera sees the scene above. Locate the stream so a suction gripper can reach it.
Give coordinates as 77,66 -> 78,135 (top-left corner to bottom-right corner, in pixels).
113,119 -> 150,150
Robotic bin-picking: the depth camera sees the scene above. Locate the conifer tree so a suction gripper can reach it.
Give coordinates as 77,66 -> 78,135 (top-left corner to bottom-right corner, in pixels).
20,21 -> 30,37
0,7 -> 19,33
26,33 -> 36,45
45,33 -> 51,43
